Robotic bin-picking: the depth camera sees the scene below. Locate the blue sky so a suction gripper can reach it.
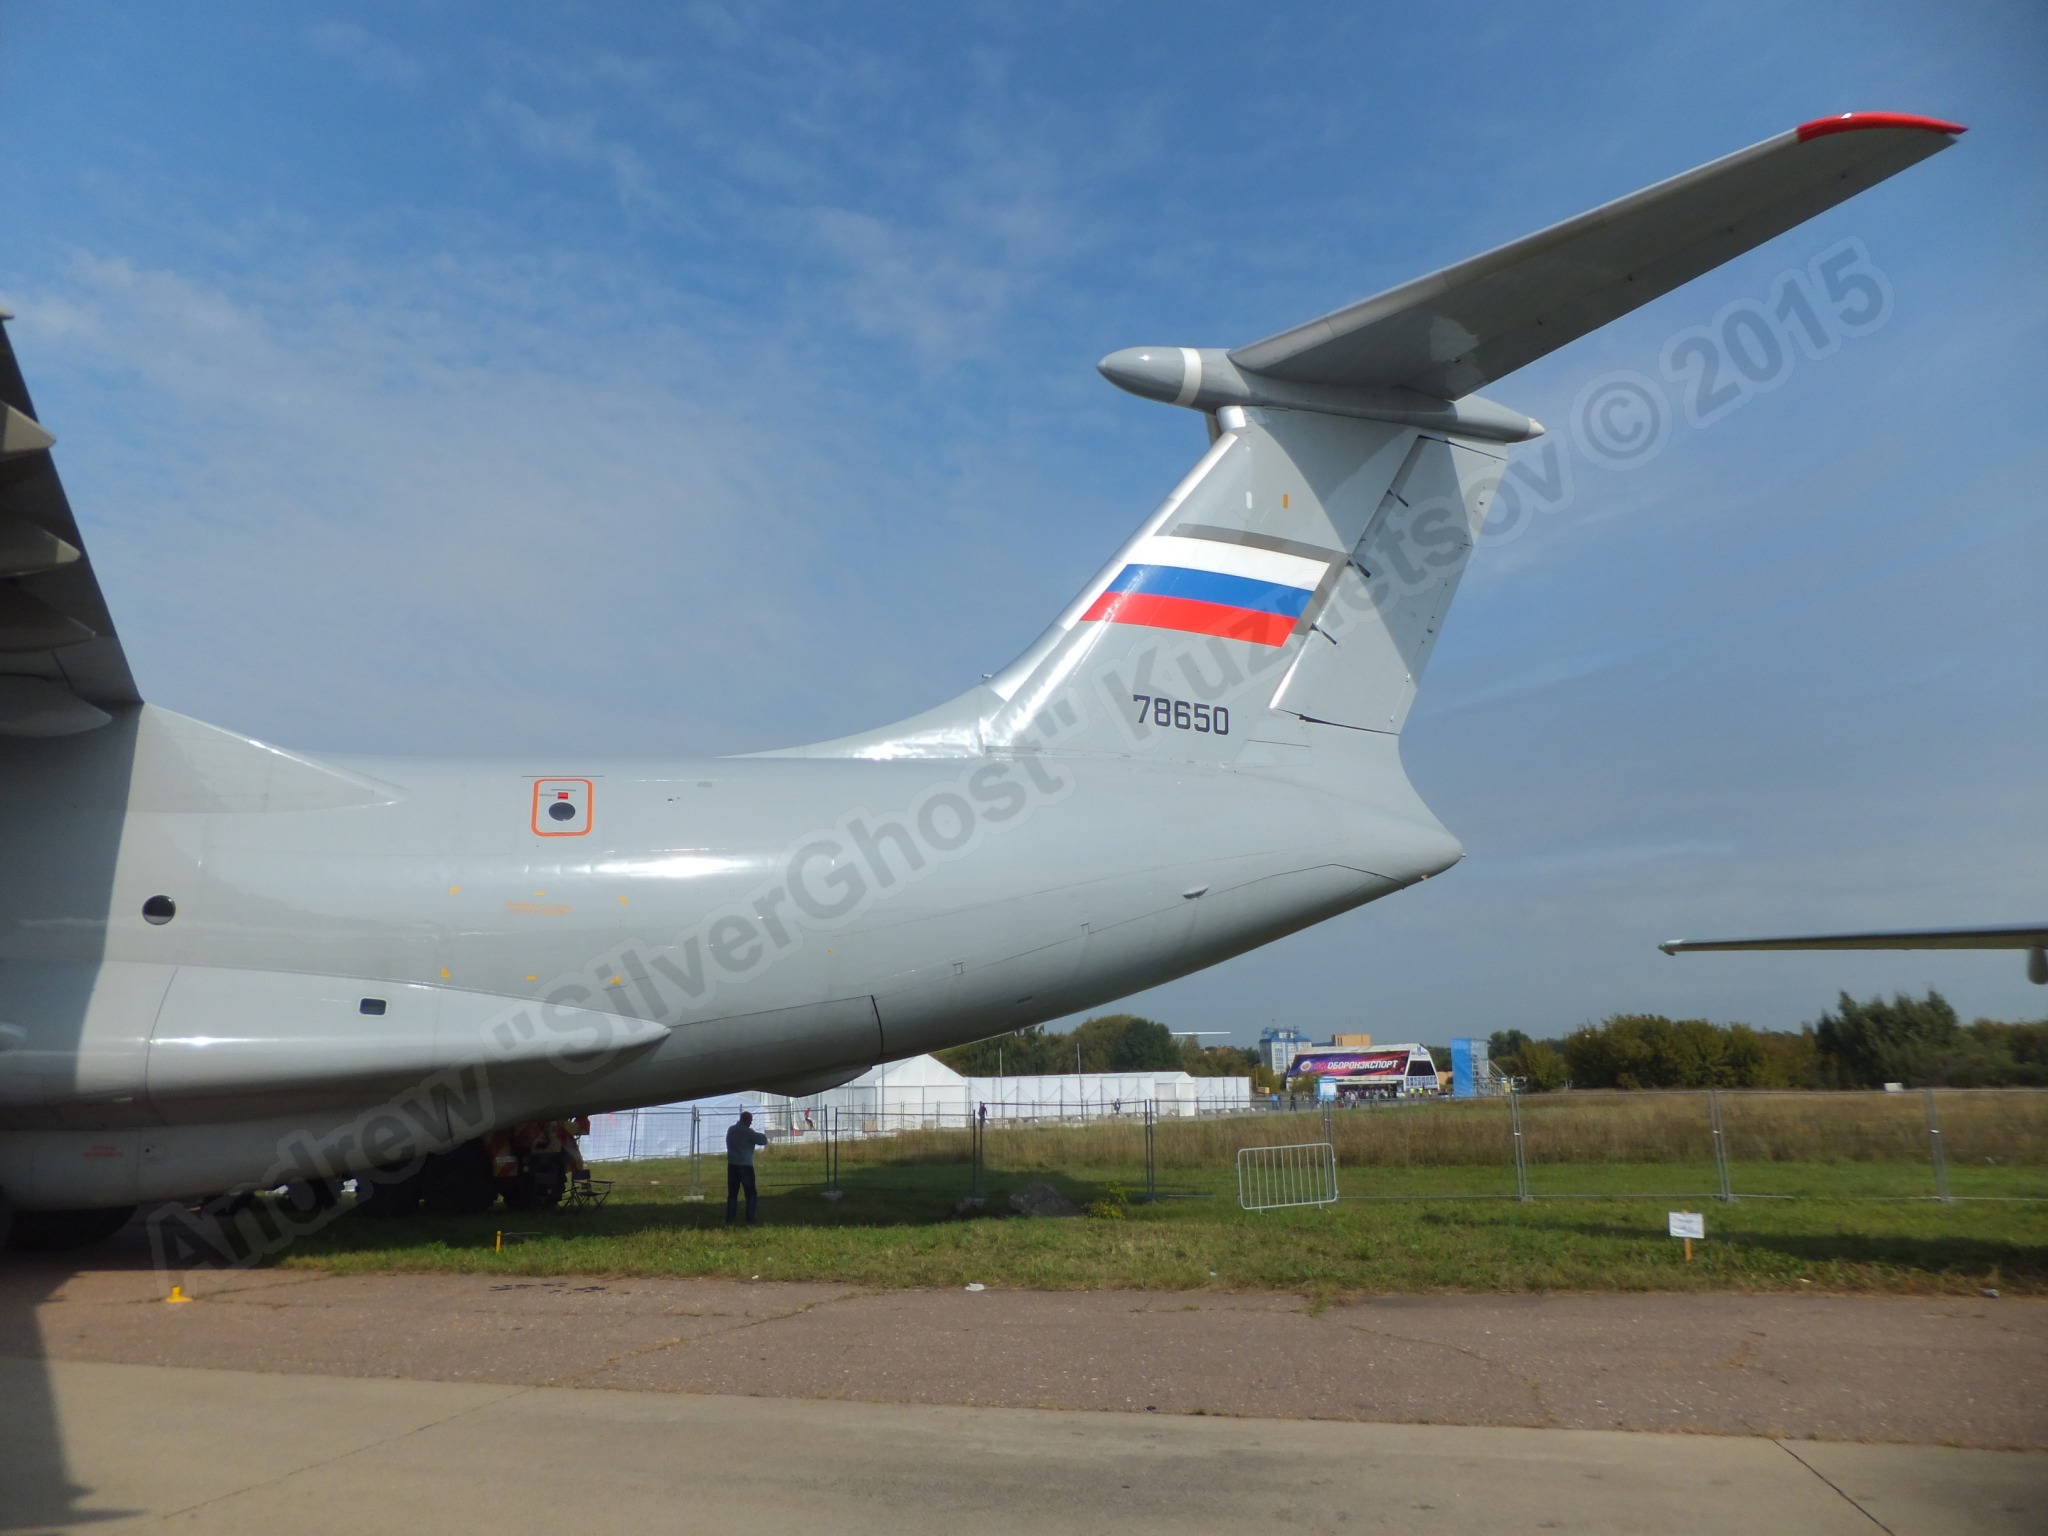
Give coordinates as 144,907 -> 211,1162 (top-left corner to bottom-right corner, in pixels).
3,1 -> 2043,1042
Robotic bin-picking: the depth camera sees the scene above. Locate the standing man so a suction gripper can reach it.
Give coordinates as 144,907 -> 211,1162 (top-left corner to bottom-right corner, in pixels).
725,1110 -> 768,1226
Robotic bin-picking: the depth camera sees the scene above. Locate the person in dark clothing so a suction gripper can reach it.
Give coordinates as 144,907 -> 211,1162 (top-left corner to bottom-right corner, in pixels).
725,1110 -> 769,1225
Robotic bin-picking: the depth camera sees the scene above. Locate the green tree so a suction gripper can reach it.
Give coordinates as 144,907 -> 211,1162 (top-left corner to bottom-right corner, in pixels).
941,1017 -> 1267,1079
1562,1014 -> 1762,1089
1812,991 -> 1961,1088
1071,1014 -> 1182,1072
935,1025 -> 1059,1076
1515,1039 -> 1568,1092
1806,992 -> 2048,1087
1488,1029 -> 1533,1067
1563,1014 -> 1671,1088
1732,1023 -> 1822,1088
1180,1039 -> 1259,1077
1957,1024 -> 2048,1097
1486,1029 -> 1533,1080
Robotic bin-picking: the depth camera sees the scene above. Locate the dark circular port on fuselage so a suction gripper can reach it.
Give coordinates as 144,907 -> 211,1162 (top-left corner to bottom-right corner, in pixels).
548,801 -> 576,822
141,895 -> 176,925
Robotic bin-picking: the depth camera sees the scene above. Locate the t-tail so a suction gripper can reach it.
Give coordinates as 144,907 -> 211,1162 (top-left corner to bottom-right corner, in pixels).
772,113 -> 1963,793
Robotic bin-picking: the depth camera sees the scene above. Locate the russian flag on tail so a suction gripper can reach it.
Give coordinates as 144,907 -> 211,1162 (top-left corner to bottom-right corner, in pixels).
1081,534 -> 1330,648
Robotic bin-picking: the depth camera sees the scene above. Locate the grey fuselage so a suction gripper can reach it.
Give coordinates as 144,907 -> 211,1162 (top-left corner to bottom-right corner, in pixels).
0,703 -> 1456,1208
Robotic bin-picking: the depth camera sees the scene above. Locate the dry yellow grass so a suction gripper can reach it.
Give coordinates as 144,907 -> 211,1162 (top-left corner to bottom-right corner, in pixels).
792,1089 -> 2048,1172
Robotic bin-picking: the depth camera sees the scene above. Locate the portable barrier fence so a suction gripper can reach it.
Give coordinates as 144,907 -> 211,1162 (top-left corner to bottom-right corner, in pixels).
583,1089 -> 2048,1207
1236,1142 -> 1340,1211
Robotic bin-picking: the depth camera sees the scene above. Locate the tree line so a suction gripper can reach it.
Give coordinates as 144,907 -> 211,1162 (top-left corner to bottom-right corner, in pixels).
934,993 -> 2047,1096
1490,991 -> 2048,1092
935,1014 -> 1267,1083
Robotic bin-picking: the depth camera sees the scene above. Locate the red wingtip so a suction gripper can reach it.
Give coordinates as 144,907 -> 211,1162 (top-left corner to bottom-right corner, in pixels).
1796,111 -> 1967,142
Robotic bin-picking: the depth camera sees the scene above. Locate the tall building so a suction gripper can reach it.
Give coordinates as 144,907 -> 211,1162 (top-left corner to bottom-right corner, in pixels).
1258,1027 -> 1314,1075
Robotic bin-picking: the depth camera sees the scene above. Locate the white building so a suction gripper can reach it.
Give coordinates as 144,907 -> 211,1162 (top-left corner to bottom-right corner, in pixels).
1258,1027 -> 1314,1075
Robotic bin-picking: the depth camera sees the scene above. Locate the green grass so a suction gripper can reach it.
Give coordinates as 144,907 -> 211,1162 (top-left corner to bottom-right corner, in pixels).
262,1097 -> 2048,1294
273,1153 -> 2048,1297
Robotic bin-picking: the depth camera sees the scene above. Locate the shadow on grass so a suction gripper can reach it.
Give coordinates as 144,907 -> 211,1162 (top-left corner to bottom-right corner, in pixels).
1468,1211 -> 2048,1281
259,1164 -> 1123,1262
1702,1226 -> 2045,1279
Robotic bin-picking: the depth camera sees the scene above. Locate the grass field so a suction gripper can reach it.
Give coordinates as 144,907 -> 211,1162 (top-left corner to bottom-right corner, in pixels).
269,1097 -> 2048,1296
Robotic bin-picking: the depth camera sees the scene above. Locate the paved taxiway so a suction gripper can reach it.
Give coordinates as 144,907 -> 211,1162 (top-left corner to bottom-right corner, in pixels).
3,1259 -> 2043,1532
7,1356 -> 2043,1535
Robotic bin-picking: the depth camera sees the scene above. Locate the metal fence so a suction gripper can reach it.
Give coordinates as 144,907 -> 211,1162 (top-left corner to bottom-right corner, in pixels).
1237,1143 -> 1339,1211
582,1088 -> 2048,1206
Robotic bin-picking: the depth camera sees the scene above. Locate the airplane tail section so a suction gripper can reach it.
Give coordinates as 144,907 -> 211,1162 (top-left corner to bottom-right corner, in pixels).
774,112 -> 1960,778
979,409 -> 1503,764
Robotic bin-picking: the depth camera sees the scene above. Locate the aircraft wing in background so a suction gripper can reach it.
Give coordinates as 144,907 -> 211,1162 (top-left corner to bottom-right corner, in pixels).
1661,926 -> 2048,985
0,314 -> 140,736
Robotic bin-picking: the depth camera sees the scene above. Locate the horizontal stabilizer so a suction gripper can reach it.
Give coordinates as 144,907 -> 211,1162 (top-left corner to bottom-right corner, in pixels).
1227,113 -> 1963,400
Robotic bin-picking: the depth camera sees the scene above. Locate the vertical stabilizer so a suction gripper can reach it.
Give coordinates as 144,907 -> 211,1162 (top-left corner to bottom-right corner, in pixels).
981,408 -> 1502,764
1268,431 -> 1506,735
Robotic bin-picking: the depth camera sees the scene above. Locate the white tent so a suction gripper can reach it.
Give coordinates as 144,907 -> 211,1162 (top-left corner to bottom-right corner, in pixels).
582,1092 -> 753,1161
763,1055 -> 1249,1126
583,1056 -> 1253,1159
962,1070 -> 1248,1119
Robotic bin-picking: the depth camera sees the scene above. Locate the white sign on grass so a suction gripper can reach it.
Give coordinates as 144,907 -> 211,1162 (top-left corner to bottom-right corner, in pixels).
1668,1211 -> 1705,1240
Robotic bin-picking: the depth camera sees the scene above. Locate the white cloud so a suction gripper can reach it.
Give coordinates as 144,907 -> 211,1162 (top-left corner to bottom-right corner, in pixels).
12,243 -> 874,757
484,93 -> 671,214
309,20 -> 425,89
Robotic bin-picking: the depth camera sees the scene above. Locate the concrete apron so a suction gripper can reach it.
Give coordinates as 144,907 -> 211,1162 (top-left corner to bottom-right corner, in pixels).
4,1356 -> 2044,1536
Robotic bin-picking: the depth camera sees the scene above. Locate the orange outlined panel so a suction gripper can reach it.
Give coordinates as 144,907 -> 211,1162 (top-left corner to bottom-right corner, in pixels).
532,778 -> 593,836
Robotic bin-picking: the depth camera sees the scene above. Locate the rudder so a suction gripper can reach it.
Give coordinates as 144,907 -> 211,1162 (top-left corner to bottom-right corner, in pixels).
982,407 -> 1503,761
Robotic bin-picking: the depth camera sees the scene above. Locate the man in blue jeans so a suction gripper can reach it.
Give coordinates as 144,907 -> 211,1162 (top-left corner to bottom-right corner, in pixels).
725,1110 -> 769,1225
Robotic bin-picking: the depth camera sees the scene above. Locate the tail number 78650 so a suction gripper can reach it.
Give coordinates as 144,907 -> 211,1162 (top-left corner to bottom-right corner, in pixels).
1133,694 -> 1229,735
